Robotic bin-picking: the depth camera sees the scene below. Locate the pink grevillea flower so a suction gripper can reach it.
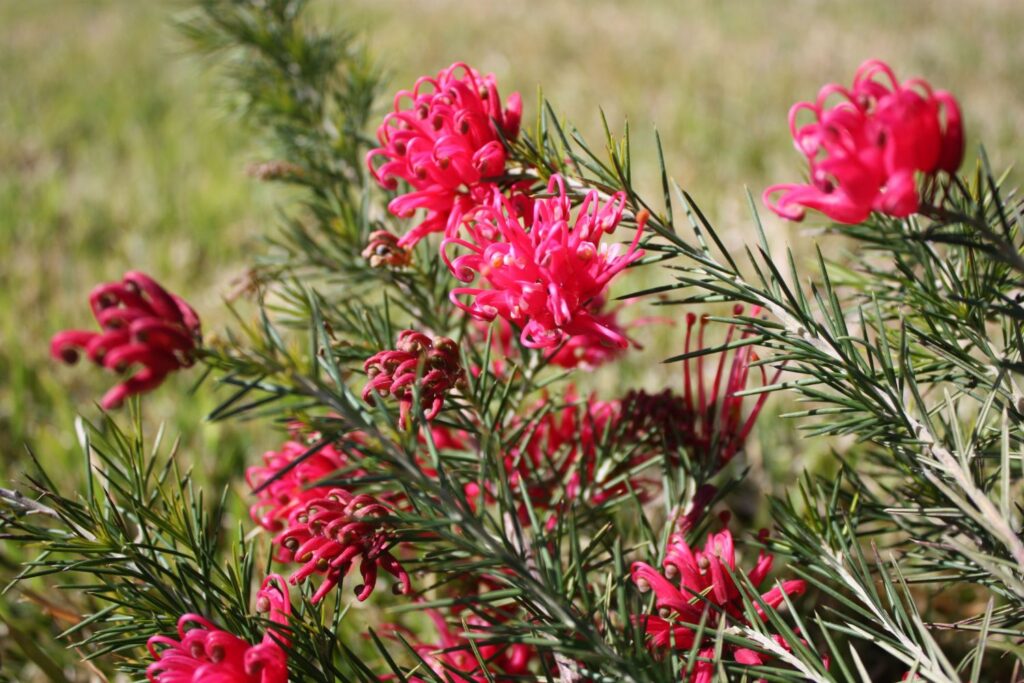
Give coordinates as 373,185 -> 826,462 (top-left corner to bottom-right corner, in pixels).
765,59 -> 963,223
146,575 -> 291,683
507,391 -> 635,516
388,609 -> 534,683
631,530 -> 806,679
50,271 -> 201,409
619,306 -> 776,467
274,488 -> 410,603
366,62 -> 523,248
444,175 -> 646,350
545,300 -> 640,368
476,295 -> 644,372
363,331 -> 467,428
246,435 -> 363,533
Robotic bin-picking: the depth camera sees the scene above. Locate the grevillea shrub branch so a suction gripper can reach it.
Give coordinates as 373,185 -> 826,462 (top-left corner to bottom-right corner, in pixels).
2,2 -> 1022,681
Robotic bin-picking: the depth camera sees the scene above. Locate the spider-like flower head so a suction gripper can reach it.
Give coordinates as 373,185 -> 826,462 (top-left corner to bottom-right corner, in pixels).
246,433 -> 363,533
476,296 -> 643,373
274,488 -> 410,603
362,330 -> 466,428
764,59 -> 963,223
366,62 -> 522,247
444,174 -> 645,350
50,271 -> 202,409
146,575 -> 291,683
618,305 -> 773,468
631,529 -> 806,677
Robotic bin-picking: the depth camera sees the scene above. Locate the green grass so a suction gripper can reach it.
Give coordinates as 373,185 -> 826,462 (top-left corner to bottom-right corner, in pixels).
0,1 -> 290,475
2,0 -> 1023,679
0,5 -> 279,676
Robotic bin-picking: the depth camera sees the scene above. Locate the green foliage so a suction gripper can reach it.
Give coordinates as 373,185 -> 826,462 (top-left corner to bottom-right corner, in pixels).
3,1 -> 1024,681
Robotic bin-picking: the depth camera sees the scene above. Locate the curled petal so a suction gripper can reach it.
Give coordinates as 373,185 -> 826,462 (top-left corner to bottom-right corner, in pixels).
51,271 -> 201,408
50,330 -> 96,364
766,60 -> 964,223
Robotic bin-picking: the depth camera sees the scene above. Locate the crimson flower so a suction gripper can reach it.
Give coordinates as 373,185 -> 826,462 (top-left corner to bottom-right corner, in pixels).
246,435 -> 363,533
618,306 -> 774,468
366,62 -> 522,248
443,174 -> 645,350
363,331 -> 466,428
146,575 -> 290,683
476,295 -> 643,372
505,391 -> 639,518
50,271 -> 201,409
764,59 -> 963,223
388,609 -> 534,683
631,530 -> 806,680
273,488 -> 410,603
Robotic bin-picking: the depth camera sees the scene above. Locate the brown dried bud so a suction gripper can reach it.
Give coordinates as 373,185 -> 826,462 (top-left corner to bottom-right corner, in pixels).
362,230 -> 412,269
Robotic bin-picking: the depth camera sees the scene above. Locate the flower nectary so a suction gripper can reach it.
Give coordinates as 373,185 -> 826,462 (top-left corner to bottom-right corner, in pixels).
50,271 -> 202,409
273,488 -> 410,603
764,59 -> 963,223
443,174 -> 645,350
366,62 -> 522,248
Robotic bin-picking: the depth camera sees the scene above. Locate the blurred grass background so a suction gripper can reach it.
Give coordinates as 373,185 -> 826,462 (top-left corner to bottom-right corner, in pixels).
2,0 -> 1023,679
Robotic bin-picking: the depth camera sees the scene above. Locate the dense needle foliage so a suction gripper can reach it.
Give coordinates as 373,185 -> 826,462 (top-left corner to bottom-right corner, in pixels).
2,1 -> 1022,681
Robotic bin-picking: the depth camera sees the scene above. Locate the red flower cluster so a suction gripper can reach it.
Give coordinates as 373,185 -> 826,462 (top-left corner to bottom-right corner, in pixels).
274,488 -> 410,603
146,575 -> 290,683
246,435 -> 361,533
444,174 -> 645,350
363,331 -> 466,428
503,392 -> 620,518
478,297 -> 642,373
366,62 -> 522,248
631,530 -> 806,681
545,300 -> 640,368
764,59 -> 963,223
399,609 -> 534,683
50,271 -> 201,409
619,306 -> 773,467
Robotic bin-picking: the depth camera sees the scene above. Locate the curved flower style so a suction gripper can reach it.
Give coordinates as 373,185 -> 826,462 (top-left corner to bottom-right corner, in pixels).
476,296 -> 643,373
146,575 -> 290,683
363,330 -> 466,428
444,174 -> 646,350
246,435 -> 362,533
764,59 -> 963,223
618,306 -> 774,467
631,530 -> 806,679
545,300 -> 640,368
366,62 -> 522,247
274,488 -> 410,603
50,271 -> 201,409
388,609 -> 534,683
